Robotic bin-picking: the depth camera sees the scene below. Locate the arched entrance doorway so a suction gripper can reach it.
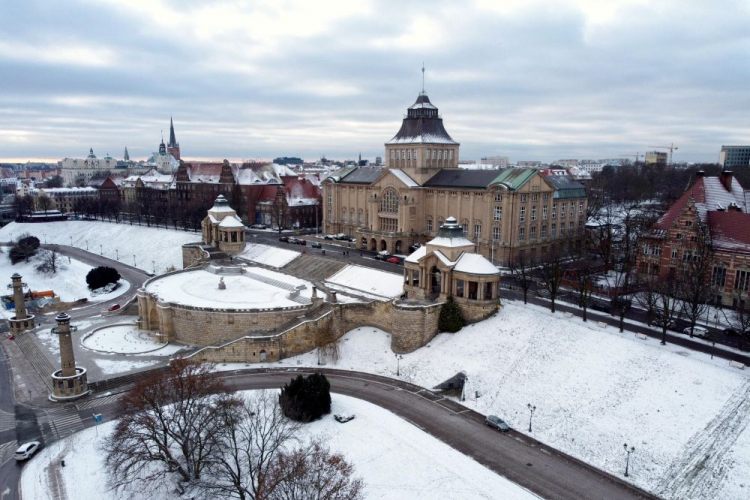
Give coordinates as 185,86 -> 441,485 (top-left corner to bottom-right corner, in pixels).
380,240 -> 388,252
361,237 -> 367,249
370,238 -> 377,251
431,266 -> 442,295
260,350 -> 267,362
395,240 -> 402,254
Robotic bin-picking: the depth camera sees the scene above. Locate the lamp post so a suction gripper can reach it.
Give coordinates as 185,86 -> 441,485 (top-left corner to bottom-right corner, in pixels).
69,236 -> 73,246
85,240 -> 88,251
133,254 -> 136,266
623,443 -> 635,477
116,249 -> 119,261
527,404 -> 536,432
152,260 -> 156,274
100,244 -> 103,255
395,354 -> 403,376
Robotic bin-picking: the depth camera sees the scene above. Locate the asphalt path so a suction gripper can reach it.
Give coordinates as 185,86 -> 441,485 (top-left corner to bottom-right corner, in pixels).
62,368 -> 655,500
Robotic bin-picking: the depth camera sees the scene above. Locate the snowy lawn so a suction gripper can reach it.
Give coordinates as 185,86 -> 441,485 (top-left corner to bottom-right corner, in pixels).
0,221 -> 199,274
0,251 -> 129,321
220,300 -> 750,500
81,324 -> 185,356
237,242 -> 300,268
326,265 -> 404,299
20,394 -> 538,500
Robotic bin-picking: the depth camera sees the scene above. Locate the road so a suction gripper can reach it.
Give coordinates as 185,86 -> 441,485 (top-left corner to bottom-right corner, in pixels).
46,368 -> 656,500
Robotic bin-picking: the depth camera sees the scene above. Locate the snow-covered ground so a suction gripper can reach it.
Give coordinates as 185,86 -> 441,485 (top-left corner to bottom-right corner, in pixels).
0,221 -> 198,274
81,324 -> 185,355
0,252 -> 129,320
326,265 -> 404,299
144,267 -> 314,309
237,242 -> 300,268
20,394 -> 538,500
219,300 -> 750,500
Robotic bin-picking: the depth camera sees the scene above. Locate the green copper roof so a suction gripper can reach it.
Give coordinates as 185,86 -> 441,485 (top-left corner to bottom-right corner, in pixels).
488,168 -> 537,191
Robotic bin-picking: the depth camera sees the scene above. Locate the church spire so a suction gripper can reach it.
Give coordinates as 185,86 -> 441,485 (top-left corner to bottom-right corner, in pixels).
169,116 -> 177,147
124,147 -> 130,161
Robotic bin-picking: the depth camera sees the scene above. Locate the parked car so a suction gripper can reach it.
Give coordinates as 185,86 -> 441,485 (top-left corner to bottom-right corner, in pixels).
311,242 -> 322,249
324,234 -> 334,240
590,300 -> 610,312
279,236 -> 289,243
334,414 -> 355,423
724,327 -> 749,336
108,304 -> 121,311
386,256 -> 401,264
250,223 -> 266,229
14,441 -> 40,461
485,415 -> 511,432
299,239 -> 307,246
287,237 -> 299,244
612,297 -> 632,312
683,326 -> 709,338
408,243 -> 422,253
648,314 -> 676,329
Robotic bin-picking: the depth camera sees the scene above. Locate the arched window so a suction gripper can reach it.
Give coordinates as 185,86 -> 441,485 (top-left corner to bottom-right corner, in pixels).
380,188 -> 399,214
358,209 -> 364,226
341,208 -> 347,222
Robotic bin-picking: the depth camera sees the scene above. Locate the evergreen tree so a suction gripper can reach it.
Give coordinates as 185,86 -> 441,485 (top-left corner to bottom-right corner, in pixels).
86,266 -> 121,290
439,297 -> 464,333
279,373 -> 332,422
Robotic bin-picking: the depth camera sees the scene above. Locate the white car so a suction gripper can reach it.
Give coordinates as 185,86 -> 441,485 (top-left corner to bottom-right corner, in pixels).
14,441 -> 41,461
683,326 -> 709,338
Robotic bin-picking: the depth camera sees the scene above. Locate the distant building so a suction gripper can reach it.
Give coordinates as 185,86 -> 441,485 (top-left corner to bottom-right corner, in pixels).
516,160 -> 542,168
481,156 -> 510,168
274,157 -> 304,165
645,151 -> 668,167
375,156 -> 383,166
29,187 -> 98,214
719,145 -> 750,169
167,117 -> 180,160
60,149 -> 118,186
554,159 -> 579,167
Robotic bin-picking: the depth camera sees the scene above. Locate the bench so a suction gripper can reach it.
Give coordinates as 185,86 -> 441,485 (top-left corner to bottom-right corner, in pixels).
730,361 -> 745,370
564,312 -> 573,318
597,321 -> 607,328
636,333 -> 648,340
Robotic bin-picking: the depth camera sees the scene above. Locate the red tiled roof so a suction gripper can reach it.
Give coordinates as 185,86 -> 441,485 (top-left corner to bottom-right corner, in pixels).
654,177 -> 705,230
707,211 -> 750,254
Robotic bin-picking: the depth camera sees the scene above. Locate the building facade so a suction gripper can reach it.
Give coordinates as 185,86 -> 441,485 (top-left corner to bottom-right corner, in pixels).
645,151 -> 668,167
322,92 -> 588,265
719,145 -> 750,170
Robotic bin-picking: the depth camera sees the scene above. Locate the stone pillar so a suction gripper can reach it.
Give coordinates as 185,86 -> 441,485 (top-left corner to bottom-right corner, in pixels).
7,273 -> 35,334
50,312 -> 88,401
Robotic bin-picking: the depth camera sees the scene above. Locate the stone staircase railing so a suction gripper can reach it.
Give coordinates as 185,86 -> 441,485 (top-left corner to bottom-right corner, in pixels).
14,333 -> 54,390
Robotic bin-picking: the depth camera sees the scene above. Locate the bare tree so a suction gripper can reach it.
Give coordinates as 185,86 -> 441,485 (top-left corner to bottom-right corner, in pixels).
570,256 -> 598,322
724,290 -> 750,351
538,246 -> 565,313
104,360 -> 238,494
269,440 -> 364,500
509,252 -> 535,304
652,272 -> 682,345
36,246 -> 64,275
677,221 -> 714,338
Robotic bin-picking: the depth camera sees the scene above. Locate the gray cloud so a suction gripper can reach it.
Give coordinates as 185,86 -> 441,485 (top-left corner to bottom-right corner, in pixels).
2,0 -> 750,163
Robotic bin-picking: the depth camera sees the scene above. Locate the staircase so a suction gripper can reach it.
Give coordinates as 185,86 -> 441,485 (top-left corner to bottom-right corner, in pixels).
14,333 -> 55,390
282,254 -> 347,281
244,271 -> 297,291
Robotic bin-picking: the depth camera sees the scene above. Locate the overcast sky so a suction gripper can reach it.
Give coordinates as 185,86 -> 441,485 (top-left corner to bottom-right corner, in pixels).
2,0 -> 750,164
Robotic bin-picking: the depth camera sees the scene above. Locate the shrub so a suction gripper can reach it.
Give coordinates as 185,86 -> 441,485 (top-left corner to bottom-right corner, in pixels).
86,266 -> 121,290
9,234 -> 40,264
439,296 -> 465,333
279,373 -> 331,422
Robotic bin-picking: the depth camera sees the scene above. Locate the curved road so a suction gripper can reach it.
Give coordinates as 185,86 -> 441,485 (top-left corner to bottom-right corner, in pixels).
36,368 -> 655,500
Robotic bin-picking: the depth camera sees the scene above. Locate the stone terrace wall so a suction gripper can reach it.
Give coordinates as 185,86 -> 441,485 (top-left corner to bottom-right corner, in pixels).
391,302 -> 442,353
458,300 -> 500,324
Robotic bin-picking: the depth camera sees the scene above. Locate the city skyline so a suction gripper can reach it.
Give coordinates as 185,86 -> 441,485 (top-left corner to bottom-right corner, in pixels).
2,0 -> 750,164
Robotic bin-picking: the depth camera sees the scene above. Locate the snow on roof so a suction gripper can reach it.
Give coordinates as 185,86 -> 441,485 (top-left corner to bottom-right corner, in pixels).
428,235 -> 475,248
386,134 -> 458,145
454,253 -> 500,275
433,250 -> 455,267
237,243 -> 300,268
326,265 -> 403,299
218,216 -> 244,228
390,169 -> 419,187
405,246 -> 427,263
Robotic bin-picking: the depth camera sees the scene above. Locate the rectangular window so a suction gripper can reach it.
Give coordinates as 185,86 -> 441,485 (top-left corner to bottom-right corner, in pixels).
560,225 -> 565,237
551,223 -> 556,237
542,205 -> 548,220
569,221 -> 574,231
462,223 -> 468,235
519,207 -> 526,222
531,193 -> 539,202
493,227 -> 500,241
449,150 -> 454,160
520,194 -> 528,202
519,227 -> 525,241
427,219 -> 433,232
407,150 -> 411,160
677,233 -> 683,240
578,202 -> 583,215
531,206 -> 537,221
736,270 -> 750,291
456,279 -> 464,296
494,206 -> 502,221
561,204 -> 566,218
671,248 -> 678,259
494,193 -> 502,202
474,224 -> 481,240
327,193 -> 332,206
543,193 -> 550,201
530,226 -> 536,239
569,202 -> 575,215
541,225 -> 547,237
413,270 -> 420,286
712,266 -> 727,287
552,204 -> 557,218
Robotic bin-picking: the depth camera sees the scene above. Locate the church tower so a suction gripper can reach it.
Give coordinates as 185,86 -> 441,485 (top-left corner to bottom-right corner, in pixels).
168,116 -> 181,160
384,74 -> 459,185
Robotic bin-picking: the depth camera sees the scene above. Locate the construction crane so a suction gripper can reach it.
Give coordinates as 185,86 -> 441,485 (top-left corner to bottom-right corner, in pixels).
648,143 -> 679,164
619,153 -> 644,165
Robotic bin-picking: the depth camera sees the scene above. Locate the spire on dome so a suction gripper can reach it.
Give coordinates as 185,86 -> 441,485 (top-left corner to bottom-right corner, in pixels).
169,116 -> 177,148
124,147 -> 129,161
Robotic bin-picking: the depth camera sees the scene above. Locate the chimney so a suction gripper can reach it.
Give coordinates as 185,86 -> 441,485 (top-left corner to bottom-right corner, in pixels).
720,170 -> 733,192
696,170 -> 705,178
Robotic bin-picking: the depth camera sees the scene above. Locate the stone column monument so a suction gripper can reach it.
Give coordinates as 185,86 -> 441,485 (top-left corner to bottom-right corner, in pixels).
50,312 -> 89,401
7,273 -> 35,335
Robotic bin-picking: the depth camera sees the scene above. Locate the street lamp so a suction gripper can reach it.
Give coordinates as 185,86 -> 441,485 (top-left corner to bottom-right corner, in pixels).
527,404 -> 536,432
133,254 -> 136,266
395,354 -> 403,376
623,444 -> 635,477
152,260 -> 156,274
69,236 -> 73,246
85,240 -> 88,251
100,244 -> 103,255
116,249 -> 119,261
